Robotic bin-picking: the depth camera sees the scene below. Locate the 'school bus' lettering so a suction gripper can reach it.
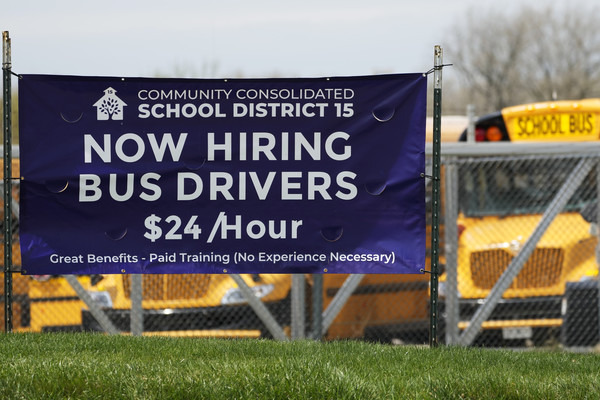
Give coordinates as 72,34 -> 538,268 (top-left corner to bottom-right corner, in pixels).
511,113 -> 595,139
499,99 -> 600,142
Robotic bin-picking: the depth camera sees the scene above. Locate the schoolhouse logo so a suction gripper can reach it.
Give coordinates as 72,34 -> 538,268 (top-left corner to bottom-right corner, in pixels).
93,87 -> 127,120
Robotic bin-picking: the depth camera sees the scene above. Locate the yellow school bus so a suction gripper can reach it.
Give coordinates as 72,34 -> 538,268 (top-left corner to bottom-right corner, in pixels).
461,98 -> 600,143
444,98 -> 600,346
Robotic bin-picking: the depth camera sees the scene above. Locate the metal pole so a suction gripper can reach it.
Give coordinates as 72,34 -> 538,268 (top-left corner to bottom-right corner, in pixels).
466,104 -> 476,143
291,274 -> 305,339
2,31 -> 13,333
130,274 -> 143,336
429,45 -> 443,347
444,160 -> 459,344
595,162 -> 600,345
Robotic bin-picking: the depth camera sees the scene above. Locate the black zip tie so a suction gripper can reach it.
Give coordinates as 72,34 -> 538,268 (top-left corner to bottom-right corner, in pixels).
9,70 -> 22,79
420,268 -> 437,275
420,173 -> 439,181
424,63 -> 453,75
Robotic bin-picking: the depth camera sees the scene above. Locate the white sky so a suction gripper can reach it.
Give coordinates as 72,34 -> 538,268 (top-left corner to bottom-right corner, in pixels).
1,0 -> 584,79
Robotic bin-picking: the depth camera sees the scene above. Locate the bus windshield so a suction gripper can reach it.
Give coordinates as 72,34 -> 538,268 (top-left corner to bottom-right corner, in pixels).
458,156 -> 596,217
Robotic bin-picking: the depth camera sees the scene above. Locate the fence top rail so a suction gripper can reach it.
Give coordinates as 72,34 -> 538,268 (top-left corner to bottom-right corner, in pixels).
427,142 -> 600,158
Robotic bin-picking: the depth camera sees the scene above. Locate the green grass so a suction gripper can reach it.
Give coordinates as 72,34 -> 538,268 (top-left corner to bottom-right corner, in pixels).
1,333 -> 599,399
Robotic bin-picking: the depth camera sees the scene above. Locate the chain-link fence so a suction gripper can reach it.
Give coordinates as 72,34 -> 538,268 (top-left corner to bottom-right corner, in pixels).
441,142 -> 600,349
3,142 -> 600,349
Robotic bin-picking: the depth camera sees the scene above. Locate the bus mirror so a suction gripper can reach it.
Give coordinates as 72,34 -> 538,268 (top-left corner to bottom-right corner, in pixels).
580,201 -> 598,223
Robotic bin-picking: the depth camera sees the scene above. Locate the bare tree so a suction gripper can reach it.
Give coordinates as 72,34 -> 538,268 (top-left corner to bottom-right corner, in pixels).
522,5 -> 600,101
444,3 -> 600,114
444,7 -> 529,113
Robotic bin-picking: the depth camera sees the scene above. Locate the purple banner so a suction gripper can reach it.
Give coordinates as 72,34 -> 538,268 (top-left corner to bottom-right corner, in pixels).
19,74 -> 426,275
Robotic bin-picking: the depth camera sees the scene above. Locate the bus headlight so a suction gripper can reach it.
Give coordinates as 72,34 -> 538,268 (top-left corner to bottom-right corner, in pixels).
87,291 -> 113,308
221,284 -> 275,305
438,281 -> 446,298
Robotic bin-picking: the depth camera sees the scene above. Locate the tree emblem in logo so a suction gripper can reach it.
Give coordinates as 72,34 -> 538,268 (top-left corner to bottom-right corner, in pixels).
93,87 -> 127,120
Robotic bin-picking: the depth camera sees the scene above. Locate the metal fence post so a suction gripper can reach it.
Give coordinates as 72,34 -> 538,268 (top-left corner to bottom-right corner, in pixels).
291,274 -> 305,339
444,159 -> 459,344
429,45 -> 443,346
2,31 -> 13,333
130,274 -> 143,336
596,161 -> 600,345
466,105 -> 476,143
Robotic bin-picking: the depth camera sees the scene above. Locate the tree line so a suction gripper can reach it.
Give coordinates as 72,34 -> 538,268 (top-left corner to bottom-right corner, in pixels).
440,3 -> 600,116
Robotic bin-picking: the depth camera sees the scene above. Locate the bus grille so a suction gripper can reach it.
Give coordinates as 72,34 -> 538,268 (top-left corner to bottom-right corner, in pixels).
123,274 -> 212,301
470,248 -> 563,290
